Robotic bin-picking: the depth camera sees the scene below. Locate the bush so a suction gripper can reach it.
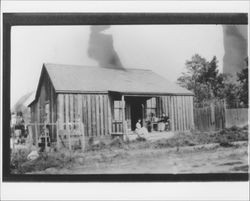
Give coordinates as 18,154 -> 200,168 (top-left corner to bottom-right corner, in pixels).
10,147 -> 79,174
109,137 -> 124,148
10,148 -> 30,173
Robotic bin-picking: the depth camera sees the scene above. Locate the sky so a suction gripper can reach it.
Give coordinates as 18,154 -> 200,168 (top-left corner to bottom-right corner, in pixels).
11,25 -> 224,107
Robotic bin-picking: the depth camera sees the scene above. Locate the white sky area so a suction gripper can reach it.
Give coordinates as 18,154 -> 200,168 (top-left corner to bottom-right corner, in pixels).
11,25 -> 224,107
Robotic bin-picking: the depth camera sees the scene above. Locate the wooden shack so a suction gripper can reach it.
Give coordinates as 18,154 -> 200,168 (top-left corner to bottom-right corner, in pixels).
29,63 -> 194,142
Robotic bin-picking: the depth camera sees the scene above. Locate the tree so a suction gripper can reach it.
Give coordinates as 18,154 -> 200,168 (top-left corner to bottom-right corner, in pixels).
177,54 -> 240,107
237,67 -> 248,107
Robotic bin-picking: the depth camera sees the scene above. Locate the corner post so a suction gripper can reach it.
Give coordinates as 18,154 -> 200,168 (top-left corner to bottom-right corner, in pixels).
121,95 -> 126,135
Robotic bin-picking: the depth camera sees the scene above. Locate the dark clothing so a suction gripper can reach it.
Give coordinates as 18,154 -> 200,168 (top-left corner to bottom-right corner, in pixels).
158,115 -> 169,123
163,116 -> 170,123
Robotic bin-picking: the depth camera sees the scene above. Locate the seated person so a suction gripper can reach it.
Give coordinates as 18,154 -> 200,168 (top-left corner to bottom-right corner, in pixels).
135,119 -> 148,137
158,113 -> 170,131
146,116 -> 152,132
151,113 -> 158,131
163,114 -> 170,131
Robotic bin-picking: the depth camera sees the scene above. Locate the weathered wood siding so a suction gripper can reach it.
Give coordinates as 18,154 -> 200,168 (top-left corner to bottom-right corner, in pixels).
125,102 -> 132,131
57,93 -> 111,137
225,108 -> 248,128
29,69 -> 57,141
194,102 -> 225,131
148,96 -> 194,131
194,102 -> 248,131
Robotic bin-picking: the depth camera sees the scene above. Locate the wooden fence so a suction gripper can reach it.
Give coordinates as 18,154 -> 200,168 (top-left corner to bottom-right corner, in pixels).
28,121 -> 85,151
225,108 -> 248,128
194,102 -> 248,131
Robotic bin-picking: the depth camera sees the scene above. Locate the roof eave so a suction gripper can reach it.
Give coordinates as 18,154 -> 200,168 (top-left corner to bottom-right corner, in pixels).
111,91 -> 194,96
55,90 -> 109,94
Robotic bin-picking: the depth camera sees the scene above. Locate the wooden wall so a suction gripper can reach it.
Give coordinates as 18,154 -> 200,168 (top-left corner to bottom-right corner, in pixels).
193,103 -> 248,131
193,102 -> 226,131
225,108 -> 248,128
57,93 -> 112,137
30,73 -> 195,139
156,96 -> 194,131
29,69 -> 57,141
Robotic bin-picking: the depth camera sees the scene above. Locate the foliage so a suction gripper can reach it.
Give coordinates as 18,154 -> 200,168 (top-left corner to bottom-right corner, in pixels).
237,67 -> 248,107
177,54 -> 246,107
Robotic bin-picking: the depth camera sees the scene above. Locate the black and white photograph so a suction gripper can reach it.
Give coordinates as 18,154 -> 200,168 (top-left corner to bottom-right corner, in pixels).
7,20 -> 248,176
1,1 -> 249,200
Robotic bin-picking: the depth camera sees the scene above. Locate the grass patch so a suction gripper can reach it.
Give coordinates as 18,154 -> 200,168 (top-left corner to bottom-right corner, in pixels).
11,148 -> 80,174
11,126 -> 248,174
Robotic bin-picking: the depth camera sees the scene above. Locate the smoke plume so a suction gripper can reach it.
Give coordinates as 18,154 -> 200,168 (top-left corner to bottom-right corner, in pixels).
222,25 -> 248,79
88,25 -> 124,69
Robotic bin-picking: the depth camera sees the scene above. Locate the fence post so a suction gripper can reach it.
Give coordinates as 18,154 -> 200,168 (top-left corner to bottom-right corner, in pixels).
223,100 -> 227,128
210,103 -> 215,130
80,122 -> 85,151
56,121 -> 60,150
44,122 -> 47,151
35,122 -> 38,147
68,122 -> 72,151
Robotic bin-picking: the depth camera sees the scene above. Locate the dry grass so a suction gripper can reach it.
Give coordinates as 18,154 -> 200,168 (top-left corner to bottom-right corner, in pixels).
11,125 -> 248,174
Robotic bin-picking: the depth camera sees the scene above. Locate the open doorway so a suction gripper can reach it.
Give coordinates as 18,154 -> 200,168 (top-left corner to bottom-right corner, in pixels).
130,99 -> 146,131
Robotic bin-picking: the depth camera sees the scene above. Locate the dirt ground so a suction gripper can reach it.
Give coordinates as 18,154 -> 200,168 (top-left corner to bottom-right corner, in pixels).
12,126 -> 248,174
31,141 -> 248,174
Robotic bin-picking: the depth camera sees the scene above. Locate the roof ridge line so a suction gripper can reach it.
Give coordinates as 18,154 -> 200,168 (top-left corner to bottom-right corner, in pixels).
44,63 -> 152,71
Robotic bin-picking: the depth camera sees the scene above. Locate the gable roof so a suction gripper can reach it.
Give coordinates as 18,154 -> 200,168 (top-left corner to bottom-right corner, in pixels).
43,63 -> 193,95
44,63 -> 193,96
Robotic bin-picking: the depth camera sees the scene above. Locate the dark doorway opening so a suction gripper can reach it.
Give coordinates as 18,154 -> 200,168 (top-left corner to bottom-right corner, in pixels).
130,100 -> 144,131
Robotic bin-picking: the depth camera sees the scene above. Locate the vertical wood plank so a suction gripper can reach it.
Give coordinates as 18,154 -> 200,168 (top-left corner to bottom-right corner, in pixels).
99,95 -> 104,136
174,96 -> 177,131
77,94 -> 82,122
181,96 -> 184,131
82,95 -> 88,136
50,84 -> 54,139
57,94 -> 64,130
186,96 -> 190,130
56,121 -> 60,149
165,96 -> 169,116
162,96 -> 165,114
173,96 -> 177,131
37,101 -> 40,124
190,96 -> 194,129
156,97 -> 159,117
80,122 -> 85,151
179,96 -> 183,131
103,95 -> 106,135
91,95 -> 96,136
35,122 -> 38,147
166,96 -> 169,115
188,97 -> 192,130
185,96 -> 188,130
69,94 -> 74,124
103,95 -> 108,135
178,96 -> 182,131
121,95 -> 126,134
182,96 -> 186,131
68,121 -> 71,151
87,95 -> 92,137
73,95 -> 77,123
159,97 -> 162,116
169,96 -> 174,131
171,96 -> 174,131
180,96 -> 183,131
176,96 -> 180,131
162,97 -> 165,114
65,94 -> 69,130
96,95 -> 100,136
107,95 -> 112,135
